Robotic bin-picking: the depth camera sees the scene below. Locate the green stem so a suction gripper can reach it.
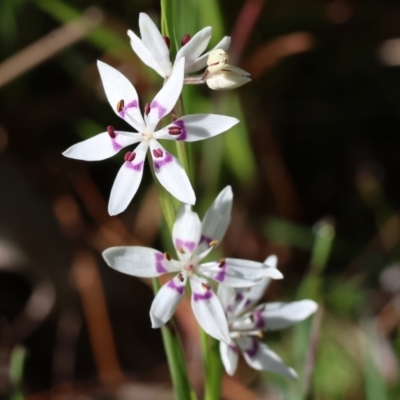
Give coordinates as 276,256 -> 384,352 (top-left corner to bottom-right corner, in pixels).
201,331 -> 223,400
152,278 -> 196,400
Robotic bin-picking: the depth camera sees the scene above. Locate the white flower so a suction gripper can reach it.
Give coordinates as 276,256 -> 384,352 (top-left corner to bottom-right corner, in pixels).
205,49 -> 251,90
218,262 -> 318,378
102,187 -> 283,343
127,13 -> 230,79
63,58 -> 238,215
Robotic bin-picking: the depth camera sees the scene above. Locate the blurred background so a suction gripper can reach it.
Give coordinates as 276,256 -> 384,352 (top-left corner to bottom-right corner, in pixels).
2,0 -> 400,398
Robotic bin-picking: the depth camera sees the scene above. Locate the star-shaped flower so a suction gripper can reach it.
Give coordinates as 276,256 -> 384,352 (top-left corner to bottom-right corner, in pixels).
63,58 -> 238,215
128,12 -> 230,79
103,187 -> 283,342
217,264 -> 318,377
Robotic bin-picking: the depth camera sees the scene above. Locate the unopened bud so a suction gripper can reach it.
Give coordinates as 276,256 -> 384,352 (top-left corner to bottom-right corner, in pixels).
207,49 -> 229,73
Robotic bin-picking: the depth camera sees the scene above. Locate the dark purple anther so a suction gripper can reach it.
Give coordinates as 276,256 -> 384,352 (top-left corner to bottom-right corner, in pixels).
168,126 -> 182,136
117,99 -> 125,112
181,34 -> 191,46
163,36 -> 170,49
107,125 -> 116,138
124,151 -> 136,162
144,103 -> 151,116
152,148 -> 163,158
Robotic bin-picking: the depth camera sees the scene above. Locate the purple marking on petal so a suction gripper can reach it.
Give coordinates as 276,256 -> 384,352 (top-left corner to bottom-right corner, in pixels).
215,262 -> 227,283
226,304 -> 233,313
126,99 -> 138,109
126,161 -> 144,172
200,234 -> 212,245
252,311 -> 266,329
244,339 -> 259,359
244,299 -> 252,307
174,119 -> 188,141
118,110 -> 126,119
229,344 -> 239,353
151,101 -> 168,120
155,253 -> 168,274
175,238 -> 196,252
235,292 -> 244,302
111,138 -> 123,151
193,290 -> 213,301
153,152 -> 173,169
167,279 -> 185,295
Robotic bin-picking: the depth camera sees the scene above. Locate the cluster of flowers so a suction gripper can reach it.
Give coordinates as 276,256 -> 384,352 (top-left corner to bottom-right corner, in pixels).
64,13 -> 317,378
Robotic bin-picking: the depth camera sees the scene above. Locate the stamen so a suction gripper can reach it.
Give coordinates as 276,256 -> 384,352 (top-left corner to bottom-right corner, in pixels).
181,34 -> 191,46
124,151 -> 136,162
219,258 -> 226,268
152,148 -> 164,158
201,282 -> 211,290
107,125 -> 116,138
144,103 -> 151,116
168,126 -> 182,135
117,99 -> 125,112
163,36 -> 170,49
178,273 -> 184,282
209,239 -> 219,247
164,252 -> 172,261
177,246 -> 185,254
256,330 -> 263,338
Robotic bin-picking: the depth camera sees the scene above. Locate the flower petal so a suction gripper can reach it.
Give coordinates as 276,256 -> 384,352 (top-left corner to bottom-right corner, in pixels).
150,140 -> 195,205
63,131 -> 139,161
172,203 -> 201,259
102,246 -> 181,278
146,58 -> 185,131
257,300 -> 318,331
138,13 -> 171,78
190,276 -> 230,343
230,255 -> 279,317
237,337 -> 297,379
186,36 -> 231,73
127,29 -> 166,78
175,27 -> 212,70
108,141 -> 148,215
155,114 -> 239,142
220,341 -> 239,376
196,186 -> 233,258
150,274 -> 187,328
216,284 -> 236,315
97,61 -> 145,131
200,258 -> 283,287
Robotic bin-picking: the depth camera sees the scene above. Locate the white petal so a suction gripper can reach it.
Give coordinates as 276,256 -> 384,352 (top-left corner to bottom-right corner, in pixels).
128,29 -> 166,77
196,186 -> 233,258
102,246 -> 181,278
222,64 -> 251,76
237,337 -> 297,379
97,61 -> 145,131
146,58 -> 185,131
172,203 -> 201,258
231,256 -> 279,317
258,300 -> 318,331
63,131 -> 139,161
200,258 -> 283,287
155,114 -> 239,142
216,284 -> 236,314
150,274 -> 187,328
150,140 -> 195,205
138,13 -> 171,77
175,27 -> 212,69
108,141 -> 148,215
220,341 -> 239,376
187,36 -> 231,73
190,276 -> 230,343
